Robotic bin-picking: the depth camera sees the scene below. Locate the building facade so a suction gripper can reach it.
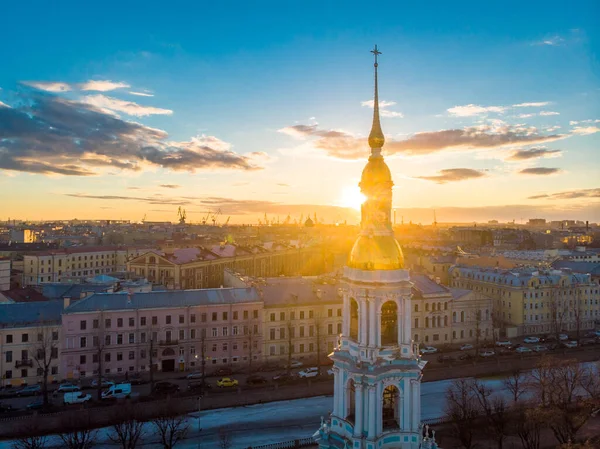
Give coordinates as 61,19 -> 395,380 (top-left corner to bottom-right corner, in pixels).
449,265 -> 600,337
0,258 -> 10,291
60,288 -> 263,379
127,243 -> 324,290
0,301 -> 63,387
23,246 -> 153,286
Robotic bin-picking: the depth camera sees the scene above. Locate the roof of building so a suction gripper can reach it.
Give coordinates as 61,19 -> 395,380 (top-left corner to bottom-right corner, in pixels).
0,300 -> 63,327
25,246 -> 151,257
449,288 -> 472,301
0,287 -> 49,303
261,281 -> 341,307
410,273 -> 449,296
551,260 -> 600,275
41,283 -> 113,300
63,287 -> 261,314
449,265 -> 592,286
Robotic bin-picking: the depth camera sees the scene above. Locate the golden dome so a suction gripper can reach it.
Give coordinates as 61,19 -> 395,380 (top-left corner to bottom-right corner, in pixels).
360,156 -> 393,187
347,234 -> 404,270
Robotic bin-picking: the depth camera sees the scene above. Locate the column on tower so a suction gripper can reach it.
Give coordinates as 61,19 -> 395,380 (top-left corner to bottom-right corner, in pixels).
368,297 -> 376,348
342,295 -> 350,337
376,309 -> 382,347
354,382 -> 364,437
404,295 -> 411,345
333,369 -> 340,415
368,384 -> 377,439
396,297 -> 404,346
410,379 -> 420,431
360,297 -> 368,345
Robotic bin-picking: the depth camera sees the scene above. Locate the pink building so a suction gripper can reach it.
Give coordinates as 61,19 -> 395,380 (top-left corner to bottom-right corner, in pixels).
60,288 -> 263,379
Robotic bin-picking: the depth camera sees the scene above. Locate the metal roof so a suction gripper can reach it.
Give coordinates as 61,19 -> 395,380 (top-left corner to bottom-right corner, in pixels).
63,287 -> 261,314
0,300 -> 63,328
261,281 -> 341,306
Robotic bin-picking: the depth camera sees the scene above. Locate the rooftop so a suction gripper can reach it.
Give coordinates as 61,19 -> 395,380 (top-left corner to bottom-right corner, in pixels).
0,287 -> 49,303
0,300 -> 63,327
450,265 -> 592,286
260,281 -> 341,307
410,273 -> 450,296
64,287 -> 261,314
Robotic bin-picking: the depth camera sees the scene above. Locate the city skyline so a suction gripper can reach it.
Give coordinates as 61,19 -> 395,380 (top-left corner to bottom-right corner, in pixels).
1,1 -> 599,224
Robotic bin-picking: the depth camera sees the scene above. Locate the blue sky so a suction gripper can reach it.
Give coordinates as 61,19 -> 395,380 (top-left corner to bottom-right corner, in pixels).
0,0 -> 599,224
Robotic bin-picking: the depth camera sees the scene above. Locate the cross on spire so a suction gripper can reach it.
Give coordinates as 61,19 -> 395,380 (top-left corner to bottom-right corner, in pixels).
371,45 -> 381,66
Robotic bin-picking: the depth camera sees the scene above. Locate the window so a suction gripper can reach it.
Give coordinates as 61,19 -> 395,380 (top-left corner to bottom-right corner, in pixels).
270,313 -> 275,322
223,343 -> 228,351
80,355 -> 86,365
129,351 -> 135,360
337,308 -> 342,317
117,334 -> 123,345
328,323 -> 333,335
270,329 -> 276,340
80,337 -> 87,348
222,327 -> 228,337
105,353 -> 111,362
93,336 -> 99,347
179,330 -> 185,340
201,313 -> 207,322
21,334 -> 28,343
105,319 -> 112,328
233,311 -> 239,320
414,318 -> 419,328
152,316 -> 158,325
140,332 -> 146,343
212,312 -> 218,321
300,311 -> 305,319
337,323 -> 342,334
93,354 -> 99,363
243,311 -> 248,320
191,314 -> 196,323
309,310 -> 314,319
5,335 -> 12,344
290,311 -> 295,320
117,353 -> 123,361
93,319 -> 99,329
328,309 -> 333,317
253,310 -> 259,319
80,320 -> 87,330
129,318 -> 135,327
21,369 -> 28,378
140,349 -> 146,359
191,329 -> 196,339
4,370 -> 11,379
105,335 -> 111,346
128,333 -> 135,344
212,344 -> 217,352
299,326 -> 305,337
117,318 -> 123,328
280,327 -> 285,339
280,312 -> 285,321
179,315 -> 184,324
212,328 -> 218,337
222,312 -> 228,321
166,315 -> 171,325
5,351 -> 12,363
141,317 -> 146,326
232,326 -> 239,335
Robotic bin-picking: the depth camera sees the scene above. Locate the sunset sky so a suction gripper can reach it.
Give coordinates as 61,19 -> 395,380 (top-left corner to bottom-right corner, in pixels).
1,1 -> 599,224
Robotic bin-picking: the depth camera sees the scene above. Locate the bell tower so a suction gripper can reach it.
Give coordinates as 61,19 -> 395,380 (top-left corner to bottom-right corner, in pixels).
314,47 -> 437,449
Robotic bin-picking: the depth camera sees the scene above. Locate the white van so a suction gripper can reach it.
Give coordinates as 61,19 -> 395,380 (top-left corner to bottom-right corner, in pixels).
63,392 -> 92,405
101,383 -> 132,400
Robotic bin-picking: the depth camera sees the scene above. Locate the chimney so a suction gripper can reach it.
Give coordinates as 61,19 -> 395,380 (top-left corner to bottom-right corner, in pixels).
63,296 -> 71,309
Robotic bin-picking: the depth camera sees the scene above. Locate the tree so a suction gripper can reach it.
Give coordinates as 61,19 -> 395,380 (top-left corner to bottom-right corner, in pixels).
151,404 -> 189,449
92,310 -> 107,401
444,378 -> 479,449
511,404 -> 545,449
471,380 -> 510,449
58,412 -> 97,449
30,324 -> 59,407
313,312 -> 324,376
12,436 -> 47,449
218,427 -> 232,449
549,287 -> 567,343
285,316 -> 295,374
570,289 -> 584,341
108,404 -> 145,449
503,368 -> 527,404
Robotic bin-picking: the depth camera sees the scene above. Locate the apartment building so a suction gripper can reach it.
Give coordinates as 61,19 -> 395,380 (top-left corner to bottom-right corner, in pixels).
60,288 -> 263,379
127,243 -> 324,289
449,265 -> 600,337
0,301 -> 63,387
260,280 -> 343,365
410,273 -> 494,346
0,258 -> 10,291
23,246 -> 153,286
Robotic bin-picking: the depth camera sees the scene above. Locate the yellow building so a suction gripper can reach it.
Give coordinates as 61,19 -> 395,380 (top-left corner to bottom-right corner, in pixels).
449,265 -> 600,337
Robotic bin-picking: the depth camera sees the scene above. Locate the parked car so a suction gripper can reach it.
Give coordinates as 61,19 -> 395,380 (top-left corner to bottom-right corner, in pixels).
289,360 -> 304,369
57,383 -> 81,393
17,385 -> 41,397
246,375 -> 268,385
479,350 -> 495,357
186,371 -> 204,380
216,377 -> 238,388
437,355 -> 455,363
420,346 -> 438,354
64,392 -> 92,405
152,382 -> 179,395
558,333 -> 569,341
563,341 -> 578,349
187,380 -> 211,393
533,345 -> 548,352
580,338 -> 596,346
498,348 -> 513,356
495,340 -> 512,347
516,346 -> 533,354
0,402 -> 13,413
213,368 -> 233,377
26,399 -> 44,410
272,372 -> 296,383
298,367 -> 320,378
102,383 -> 132,399
91,379 -> 114,389
458,353 -> 474,361
459,344 -> 473,351
523,337 -> 540,344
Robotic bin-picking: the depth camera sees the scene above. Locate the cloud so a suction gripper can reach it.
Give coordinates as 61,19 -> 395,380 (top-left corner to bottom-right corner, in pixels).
65,193 -> 194,206
79,80 -> 130,91
513,102 -> 551,108
279,123 -> 566,160
159,184 -> 180,189
129,91 -> 154,97
23,81 -> 72,92
528,188 -> 600,200
0,92 -> 263,176
518,113 -> 535,119
518,167 -> 562,175
416,168 -> 487,184
506,147 -> 562,161
276,183 -> 290,187
361,100 -> 404,118
539,111 -> 560,116
81,94 -> 173,117
572,126 -> 600,136
0,101 -> 9,108
535,35 -> 565,46
127,187 -> 140,190
447,104 -> 507,117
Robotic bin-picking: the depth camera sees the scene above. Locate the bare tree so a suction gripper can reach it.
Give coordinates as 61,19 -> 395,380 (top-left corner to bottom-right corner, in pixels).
313,312 -> 324,376
92,310 -> 107,401
510,403 -> 545,449
471,380 -> 510,449
151,404 -> 189,449
11,436 -> 47,449
58,412 -> 97,449
108,404 -> 145,449
285,316 -> 295,374
30,324 -> 59,407
570,289 -> 584,341
549,287 -> 567,343
444,378 -> 479,449
218,427 -> 233,449
503,368 -> 527,404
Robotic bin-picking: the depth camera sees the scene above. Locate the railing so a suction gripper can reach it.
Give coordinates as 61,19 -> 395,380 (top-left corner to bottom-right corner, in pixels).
158,339 -> 179,346
249,437 -> 316,449
15,359 -> 33,368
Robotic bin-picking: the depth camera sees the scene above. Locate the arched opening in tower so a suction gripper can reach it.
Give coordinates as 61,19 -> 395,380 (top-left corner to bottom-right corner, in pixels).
345,379 -> 356,423
350,298 -> 359,341
382,385 -> 400,430
381,301 -> 398,346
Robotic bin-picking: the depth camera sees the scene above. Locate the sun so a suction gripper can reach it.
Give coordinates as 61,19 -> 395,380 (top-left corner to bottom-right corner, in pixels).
340,186 -> 366,210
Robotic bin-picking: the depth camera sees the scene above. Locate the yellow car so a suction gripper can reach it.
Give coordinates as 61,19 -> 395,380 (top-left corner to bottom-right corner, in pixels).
216,377 -> 238,388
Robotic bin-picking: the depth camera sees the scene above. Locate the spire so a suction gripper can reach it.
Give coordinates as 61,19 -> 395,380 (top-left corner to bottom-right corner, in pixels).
368,45 -> 385,155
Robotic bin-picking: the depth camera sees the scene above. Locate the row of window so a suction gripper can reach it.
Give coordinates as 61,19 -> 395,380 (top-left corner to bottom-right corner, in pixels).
35,253 -> 117,264
414,327 -> 490,343
3,331 -> 58,344
414,302 -> 448,313
268,323 -> 342,340
4,366 -> 58,379
5,348 -> 58,363
268,308 -> 341,322
268,340 -> 335,356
